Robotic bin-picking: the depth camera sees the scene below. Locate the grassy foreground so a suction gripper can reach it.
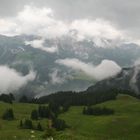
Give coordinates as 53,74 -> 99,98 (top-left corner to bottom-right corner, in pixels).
0,94 -> 140,140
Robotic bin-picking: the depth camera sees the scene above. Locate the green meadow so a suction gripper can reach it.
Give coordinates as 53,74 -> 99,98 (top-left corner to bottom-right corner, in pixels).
0,94 -> 140,140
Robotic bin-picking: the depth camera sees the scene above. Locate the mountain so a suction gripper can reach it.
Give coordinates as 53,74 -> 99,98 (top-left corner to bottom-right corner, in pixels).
87,65 -> 140,97
0,34 -> 140,97
35,65 -> 140,106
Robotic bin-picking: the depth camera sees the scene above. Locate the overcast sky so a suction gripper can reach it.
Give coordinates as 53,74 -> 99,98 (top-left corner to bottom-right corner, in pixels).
0,0 -> 139,41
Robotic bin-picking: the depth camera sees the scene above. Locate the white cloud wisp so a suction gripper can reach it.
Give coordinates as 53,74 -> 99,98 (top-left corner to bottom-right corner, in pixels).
0,66 -> 36,94
56,58 -> 121,81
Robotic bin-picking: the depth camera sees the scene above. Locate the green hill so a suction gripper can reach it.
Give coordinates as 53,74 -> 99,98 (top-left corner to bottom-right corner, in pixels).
0,94 -> 140,140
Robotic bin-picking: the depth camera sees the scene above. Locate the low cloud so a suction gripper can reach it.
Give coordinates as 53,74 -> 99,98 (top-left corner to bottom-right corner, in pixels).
0,66 -> 36,94
25,39 -> 58,53
0,19 -> 18,36
56,58 -> 121,81
49,69 -> 66,85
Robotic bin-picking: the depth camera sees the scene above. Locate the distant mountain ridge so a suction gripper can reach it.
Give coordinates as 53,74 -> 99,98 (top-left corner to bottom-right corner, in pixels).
0,35 -> 140,97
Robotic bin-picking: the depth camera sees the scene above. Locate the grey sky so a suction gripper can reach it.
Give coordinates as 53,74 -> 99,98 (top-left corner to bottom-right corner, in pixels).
0,0 -> 140,38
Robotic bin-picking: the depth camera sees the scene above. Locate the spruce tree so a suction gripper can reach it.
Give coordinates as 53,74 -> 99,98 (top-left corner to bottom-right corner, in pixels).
24,119 -> 33,129
20,120 -> 23,128
37,122 -> 43,131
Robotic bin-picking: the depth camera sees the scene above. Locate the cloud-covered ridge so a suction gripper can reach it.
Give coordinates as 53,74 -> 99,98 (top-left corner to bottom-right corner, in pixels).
0,5 -> 125,48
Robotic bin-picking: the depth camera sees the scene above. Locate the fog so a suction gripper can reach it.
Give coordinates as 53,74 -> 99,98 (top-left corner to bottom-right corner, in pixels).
0,65 -> 36,94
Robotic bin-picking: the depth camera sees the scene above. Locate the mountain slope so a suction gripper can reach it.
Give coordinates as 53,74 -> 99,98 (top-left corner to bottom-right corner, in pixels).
87,66 -> 140,96
59,94 -> 140,140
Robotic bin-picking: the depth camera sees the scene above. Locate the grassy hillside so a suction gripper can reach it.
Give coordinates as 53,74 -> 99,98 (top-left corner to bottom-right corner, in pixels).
0,95 -> 140,140
58,95 -> 140,140
0,102 -> 47,140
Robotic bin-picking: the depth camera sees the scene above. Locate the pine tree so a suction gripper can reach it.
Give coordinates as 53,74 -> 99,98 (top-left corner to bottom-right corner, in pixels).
52,118 -> 67,131
37,122 -> 43,131
83,107 -> 86,114
20,120 -> 23,128
24,119 -> 33,129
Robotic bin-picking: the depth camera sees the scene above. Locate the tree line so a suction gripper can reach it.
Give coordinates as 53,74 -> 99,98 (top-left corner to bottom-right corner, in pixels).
0,93 -> 15,104
83,106 -> 114,115
32,89 -> 118,106
19,119 -> 43,131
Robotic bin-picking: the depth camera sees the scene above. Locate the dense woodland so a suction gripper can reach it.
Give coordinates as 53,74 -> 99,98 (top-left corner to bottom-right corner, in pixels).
0,88 -> 136,107
33,90 -> 118,106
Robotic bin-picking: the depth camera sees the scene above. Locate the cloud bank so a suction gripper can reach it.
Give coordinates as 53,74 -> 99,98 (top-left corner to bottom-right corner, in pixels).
70,19 -> 124,47
0,5 -> 125,48
56,58 -> 121,81
0,5 -> 69,38
0,66 -> 36,94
